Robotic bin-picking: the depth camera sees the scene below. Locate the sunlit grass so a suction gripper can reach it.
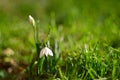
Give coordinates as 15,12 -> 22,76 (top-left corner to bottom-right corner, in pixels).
0,0 -> 120,79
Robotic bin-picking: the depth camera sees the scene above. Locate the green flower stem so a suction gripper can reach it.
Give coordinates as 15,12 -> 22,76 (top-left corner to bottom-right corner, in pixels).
44,56 -> 48,72
36,43 -> 41,76
33,24 -> 39,43
34,22 -> 41,76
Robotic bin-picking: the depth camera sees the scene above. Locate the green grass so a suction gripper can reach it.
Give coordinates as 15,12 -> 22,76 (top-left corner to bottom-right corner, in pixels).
0,0 -> 120,80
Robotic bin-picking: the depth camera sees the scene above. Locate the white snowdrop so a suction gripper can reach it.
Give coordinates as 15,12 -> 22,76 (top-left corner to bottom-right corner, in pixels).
39,47 -> 53,58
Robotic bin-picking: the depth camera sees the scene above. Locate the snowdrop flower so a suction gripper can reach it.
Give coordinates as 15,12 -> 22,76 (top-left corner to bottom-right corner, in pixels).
29,15 -> 36,27
39,47 -> 53,58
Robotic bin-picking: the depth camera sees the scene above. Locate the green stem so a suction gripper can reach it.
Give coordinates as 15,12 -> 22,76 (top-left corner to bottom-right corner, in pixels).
36,43 -> 40,76
44,56 -> 48,72
33,25 -> 39,43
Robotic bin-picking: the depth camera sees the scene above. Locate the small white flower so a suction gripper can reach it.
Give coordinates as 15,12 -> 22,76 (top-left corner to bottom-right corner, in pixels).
29,15 -> 36,27
39,47 -> 53,58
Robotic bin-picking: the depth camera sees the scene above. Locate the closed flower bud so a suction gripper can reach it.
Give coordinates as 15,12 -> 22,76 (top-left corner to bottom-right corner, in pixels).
29,15 -> 36,27
40,47 -> 53,58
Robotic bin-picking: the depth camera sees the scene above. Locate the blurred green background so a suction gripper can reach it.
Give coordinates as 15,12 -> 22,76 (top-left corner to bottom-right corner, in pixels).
0,0 -> 120,53
0,0 -> 120,79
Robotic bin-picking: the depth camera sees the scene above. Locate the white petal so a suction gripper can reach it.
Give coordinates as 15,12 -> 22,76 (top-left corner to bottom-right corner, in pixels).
45,50 -> 49,57
40,48 -> 45,58
46,47 -> 53,56
48,50 -> 53,56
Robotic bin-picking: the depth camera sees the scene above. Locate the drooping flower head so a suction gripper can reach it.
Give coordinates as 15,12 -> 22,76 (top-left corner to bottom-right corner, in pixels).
39,47 -> 53,58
